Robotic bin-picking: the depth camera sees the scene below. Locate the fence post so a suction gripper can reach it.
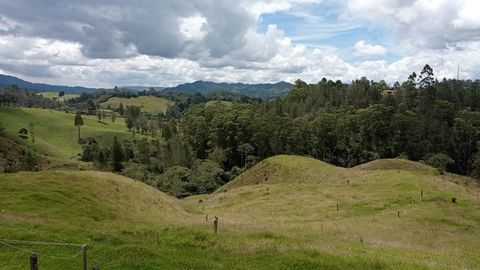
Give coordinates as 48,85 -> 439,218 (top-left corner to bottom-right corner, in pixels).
213,216 -> 218,234
30,253 -> 38,270
82,244 -> 87,270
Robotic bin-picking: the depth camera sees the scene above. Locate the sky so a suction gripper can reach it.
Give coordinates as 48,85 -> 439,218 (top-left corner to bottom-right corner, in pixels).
0,0 -> 480,88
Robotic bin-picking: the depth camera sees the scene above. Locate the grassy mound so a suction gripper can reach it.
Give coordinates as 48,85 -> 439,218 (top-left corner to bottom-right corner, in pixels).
220,155 -> 349,191
191,155 -> 480,269
355,158 -> 435,173
0,107 -> 131,160
100,96 -> 173,113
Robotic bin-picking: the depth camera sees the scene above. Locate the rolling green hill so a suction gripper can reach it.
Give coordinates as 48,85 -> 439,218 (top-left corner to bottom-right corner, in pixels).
0,170 -> 185,270
0,107 -> 131,160
0,170 -> 392,270
187,155 -> 480,269
1,156 -> 479,269
100,96 -> 173,113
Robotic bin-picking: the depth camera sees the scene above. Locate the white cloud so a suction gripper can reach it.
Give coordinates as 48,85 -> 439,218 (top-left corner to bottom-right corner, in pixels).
179,15 -> 208,40
354,41 -> 387,55
347,0 -> 480,52
1,0 -> 480,88
452,1 -> 480,30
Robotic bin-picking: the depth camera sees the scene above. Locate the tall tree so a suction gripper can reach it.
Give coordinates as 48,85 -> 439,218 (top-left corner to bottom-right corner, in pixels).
111,136 -> 124,172
74,112 -> 84,141
419,64 -> 434,88
119,102 -> 125,116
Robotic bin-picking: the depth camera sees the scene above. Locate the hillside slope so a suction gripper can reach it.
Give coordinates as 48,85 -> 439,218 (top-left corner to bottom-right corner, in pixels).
0,170 -> 396,270
100,96 -> 173,113
0,170 -> 184,269
0,74 -> 97,93
219,155 -> 350,191
0,107 -> 131,160
187,155 -> 480,269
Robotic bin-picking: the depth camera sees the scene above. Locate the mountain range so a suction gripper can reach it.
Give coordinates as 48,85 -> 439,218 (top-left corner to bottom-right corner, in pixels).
0,74 -> 293,99
162,81 -> 293,99
0,74 -> 98,93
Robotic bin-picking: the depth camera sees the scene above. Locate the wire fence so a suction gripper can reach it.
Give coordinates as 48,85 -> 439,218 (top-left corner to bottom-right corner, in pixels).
0,219 -> 86,268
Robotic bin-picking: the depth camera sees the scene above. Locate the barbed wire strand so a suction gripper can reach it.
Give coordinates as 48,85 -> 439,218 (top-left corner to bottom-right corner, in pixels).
0,239 -> 85,259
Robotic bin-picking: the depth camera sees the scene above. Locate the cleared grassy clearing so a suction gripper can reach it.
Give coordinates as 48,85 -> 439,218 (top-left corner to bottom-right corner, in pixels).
38,92 -> 80,101
100,96 -> 173,113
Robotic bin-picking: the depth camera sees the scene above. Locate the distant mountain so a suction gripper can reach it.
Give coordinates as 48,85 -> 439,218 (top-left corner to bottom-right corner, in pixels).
0,74 -> 98,93
0,74 -> 293,98
162,81 -> 293,99
120,86 -> 165,92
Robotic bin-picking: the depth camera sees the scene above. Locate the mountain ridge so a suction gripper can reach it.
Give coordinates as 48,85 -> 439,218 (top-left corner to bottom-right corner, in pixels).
0,74 -> 293,98
0,74 -> 99,93
162,80 -> 293,99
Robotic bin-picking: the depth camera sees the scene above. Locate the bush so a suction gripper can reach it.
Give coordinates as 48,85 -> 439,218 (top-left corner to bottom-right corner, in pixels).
19,150 -> 39,171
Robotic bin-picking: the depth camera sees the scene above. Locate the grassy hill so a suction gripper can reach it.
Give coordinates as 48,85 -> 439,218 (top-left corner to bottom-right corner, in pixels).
0,170 -> 185,269
1,156 -> 479,269
187,155 -> 480,269
38,92 -> 80,101
0,107 -> 131,160
100,96 -> 173,113
0,170 -> 392,270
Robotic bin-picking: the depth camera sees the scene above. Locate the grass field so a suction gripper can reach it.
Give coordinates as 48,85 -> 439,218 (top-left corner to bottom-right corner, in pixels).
205,100 -> 233,107
0,155 -> 479,269
0,170 -> 392,270
38,92 -> 80,101
100,96 -> 173,113
0,107 -> 131,160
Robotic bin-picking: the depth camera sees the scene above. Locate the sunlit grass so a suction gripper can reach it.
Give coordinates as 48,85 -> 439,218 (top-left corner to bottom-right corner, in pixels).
0,107 -> 131,160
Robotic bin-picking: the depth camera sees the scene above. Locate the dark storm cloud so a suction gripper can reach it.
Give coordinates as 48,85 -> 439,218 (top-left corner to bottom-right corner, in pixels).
0,62 -> 54,77
0,0 -> 254,59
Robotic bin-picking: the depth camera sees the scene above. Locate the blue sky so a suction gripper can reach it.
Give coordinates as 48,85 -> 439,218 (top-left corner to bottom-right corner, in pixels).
0,0 -> 479,87
257,3 -> 400,62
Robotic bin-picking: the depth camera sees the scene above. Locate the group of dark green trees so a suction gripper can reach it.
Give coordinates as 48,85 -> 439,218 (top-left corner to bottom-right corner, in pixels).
180,65 -> 480,178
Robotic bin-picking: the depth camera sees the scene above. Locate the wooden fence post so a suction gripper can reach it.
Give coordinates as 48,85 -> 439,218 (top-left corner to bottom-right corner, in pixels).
213,216 -> 218,234
82,244 -> 87,270
30,253 -> 38,270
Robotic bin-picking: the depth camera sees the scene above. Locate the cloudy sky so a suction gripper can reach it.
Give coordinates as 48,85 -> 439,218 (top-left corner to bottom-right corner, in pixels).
0,0 -> 480,87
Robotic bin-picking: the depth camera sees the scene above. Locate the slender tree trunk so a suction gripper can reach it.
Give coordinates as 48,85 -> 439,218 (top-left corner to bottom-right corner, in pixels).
78,126 -> 81,140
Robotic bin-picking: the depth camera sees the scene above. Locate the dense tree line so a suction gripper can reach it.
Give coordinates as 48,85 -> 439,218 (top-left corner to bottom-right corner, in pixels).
0,86 -> 58,108
181,65 -> 480,178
